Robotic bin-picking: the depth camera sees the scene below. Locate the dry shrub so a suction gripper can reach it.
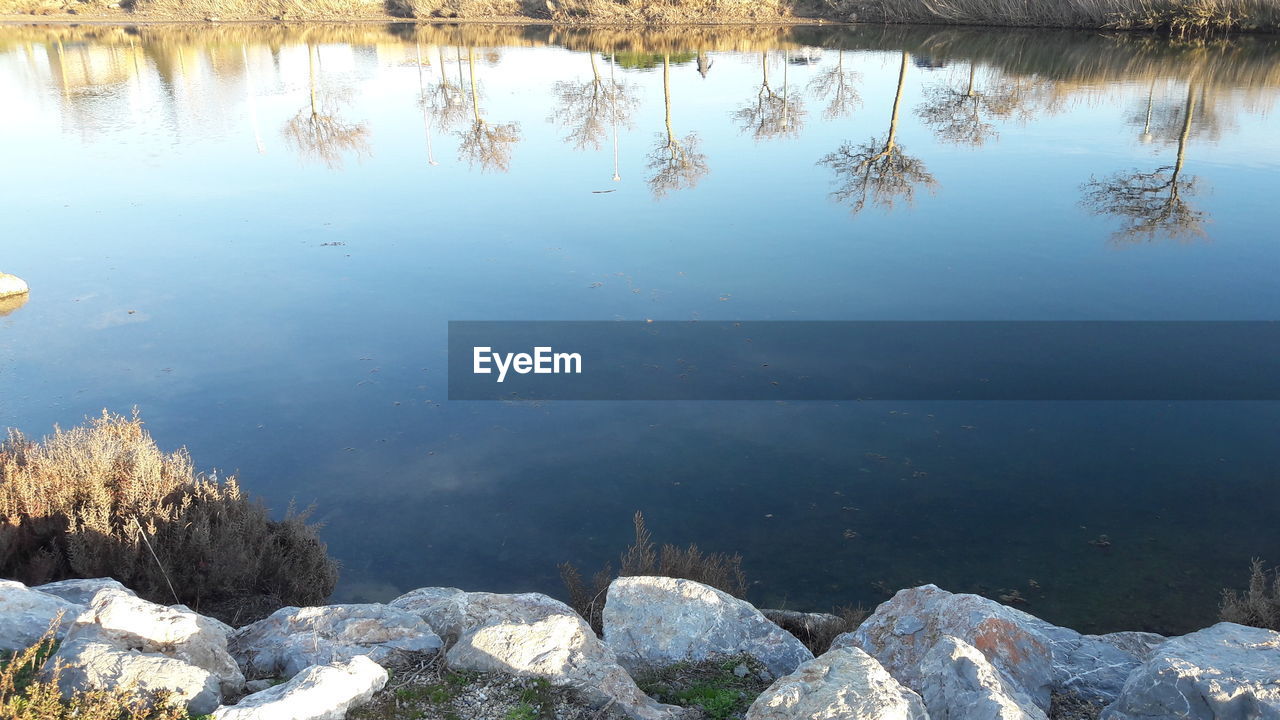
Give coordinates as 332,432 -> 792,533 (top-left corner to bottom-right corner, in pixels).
824,0 -> 1280,33
388,0 -> 523,18
0,0 -> 64,15
561,511 -> 747,632
0,411 -> 337,622
544,0 -> 787,24
0,618 -> 189,720
0,0 -> 115,14
1220,558 -> 1280,630
128,0 -> 388,20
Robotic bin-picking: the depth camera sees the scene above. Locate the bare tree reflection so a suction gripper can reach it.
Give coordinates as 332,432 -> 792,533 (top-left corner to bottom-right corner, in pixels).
548,50 -> 637,151
414,42 -> 439,166
646,53 -> 709,198
818,52 -> 935,214
915,62 -> 1043,146
425,46 -> 469,135
807,49 -> 861,120
915,63 -> 996,146
456,46 -> 521,173
1082,84 -> 1206,243
282,43 -> 371,170
735,50 -> 806,140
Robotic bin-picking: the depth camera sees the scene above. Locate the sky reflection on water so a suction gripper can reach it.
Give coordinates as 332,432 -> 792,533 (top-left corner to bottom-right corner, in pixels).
2,23 -> 1280,633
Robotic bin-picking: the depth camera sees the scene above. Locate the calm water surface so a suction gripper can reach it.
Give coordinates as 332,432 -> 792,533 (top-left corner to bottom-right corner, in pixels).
2,23 -> 1280,634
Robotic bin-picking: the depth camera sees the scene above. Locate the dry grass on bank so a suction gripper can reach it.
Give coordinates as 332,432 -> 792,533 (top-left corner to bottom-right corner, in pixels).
0,411 -> 337,623
539,0 -> 787,24
382,0 -> 787,23
4,0 -> 1279,29
128,0 -> 387,20
825,0 -> 1280,33
1220,558 -> 1280,630
560,511 -> 748,633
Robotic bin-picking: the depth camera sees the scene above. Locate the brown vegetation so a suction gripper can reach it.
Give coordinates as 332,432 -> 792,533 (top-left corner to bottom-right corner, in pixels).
0,619 -> 191,720
541,0 -> 787,24
560,511 -> 747,632
824,0 -> 1280,33
1220,558 -> 1280,630
0,411 -> 338,623
3,0 -> 1278,30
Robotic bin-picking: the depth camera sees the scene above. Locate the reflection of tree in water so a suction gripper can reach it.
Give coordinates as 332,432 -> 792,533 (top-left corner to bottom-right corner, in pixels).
548,51 -> 637,151
456,46 -> 521,173
1082,84 -> 1206,243
818,51 -> 935,215
1129,81 -> 1231,146
647,53 -> 709,198
807,49 -> 861,120
282,43 -> 371,170
424,46 -> 469,134
915,63 -> 1042,146
734,50 -> 806,140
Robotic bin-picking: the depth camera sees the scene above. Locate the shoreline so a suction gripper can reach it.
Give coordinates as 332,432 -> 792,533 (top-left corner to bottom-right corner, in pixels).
4,575 -> 1279,719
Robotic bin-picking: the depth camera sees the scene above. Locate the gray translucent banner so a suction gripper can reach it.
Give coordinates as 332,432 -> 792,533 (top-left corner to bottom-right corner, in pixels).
447,321 -> 1280,401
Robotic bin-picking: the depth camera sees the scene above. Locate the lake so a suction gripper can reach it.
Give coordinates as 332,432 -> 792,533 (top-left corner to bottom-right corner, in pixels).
2,22 -> 1279,635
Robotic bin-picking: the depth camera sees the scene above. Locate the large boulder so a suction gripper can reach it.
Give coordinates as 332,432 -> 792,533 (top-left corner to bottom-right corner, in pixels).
834,584 -> 1152,708
833,585 -> 1054,709
392,587 -> 683,720
0,579 -> 81,652
54,626 -> 226,714
51,589 -> 244,714
229,603 -> 442,679
212,655 -> 387,720
603,576 -> 814,678
918,635 -> 1047,720
34,578 -> 135,606
746,646 -> 928,720
1100,622 -> 1280,720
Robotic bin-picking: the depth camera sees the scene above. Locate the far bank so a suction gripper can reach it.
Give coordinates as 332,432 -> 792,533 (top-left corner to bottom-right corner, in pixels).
2,0 -> 1279,33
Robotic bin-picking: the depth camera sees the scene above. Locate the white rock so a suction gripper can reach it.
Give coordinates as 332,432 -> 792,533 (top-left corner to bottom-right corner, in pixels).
1093,631 -> 1167,662
55,626 -> 226,714
0,579 -> 81,652
603,576 -> 814,678
0,273 -> 29,298
918,635 -> 1047,720
834,584 -> 1147,709
1100,622 -> 1280,720
746,646 -> 928,720
52,589 -> 244,713
212,656 -> 387,720
392,587 -> 683,720
391,587 -> 567,643
34,578 -> 135,606
230,603 -> 441,678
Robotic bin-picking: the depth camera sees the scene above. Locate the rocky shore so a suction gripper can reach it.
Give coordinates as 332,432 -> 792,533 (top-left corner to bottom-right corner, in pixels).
2,576 -> 1278,719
